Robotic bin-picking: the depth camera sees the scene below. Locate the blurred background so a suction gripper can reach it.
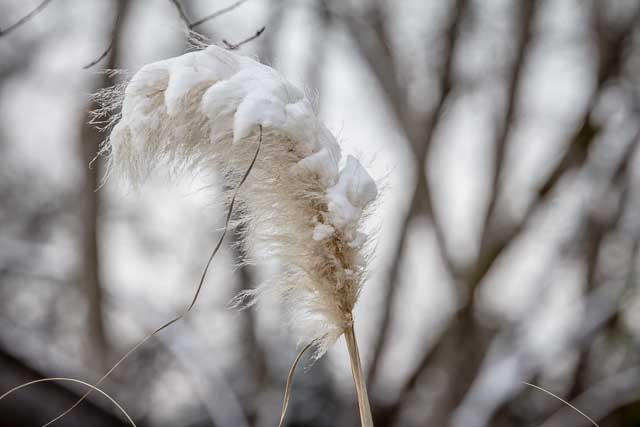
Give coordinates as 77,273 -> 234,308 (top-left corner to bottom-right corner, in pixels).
1,0 -> 640,426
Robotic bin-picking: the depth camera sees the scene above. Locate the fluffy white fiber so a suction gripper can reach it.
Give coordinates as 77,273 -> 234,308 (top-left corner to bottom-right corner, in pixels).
105,45 -> 377,357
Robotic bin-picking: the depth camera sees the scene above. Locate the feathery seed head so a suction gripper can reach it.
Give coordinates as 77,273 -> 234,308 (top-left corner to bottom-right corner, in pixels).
105,45 -> 377,357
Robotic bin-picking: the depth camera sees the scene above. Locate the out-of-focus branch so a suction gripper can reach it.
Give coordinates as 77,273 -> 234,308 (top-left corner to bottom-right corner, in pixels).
366,175 -> 443,386
540,224 -> 640,427
189,0 -> 250,30
223,26 -> 266,50
169,0 -> 192,27
169,0 -> 264,50
169,0 -> 251,33
359,0 -> 468,388
393,86 -> 600,427
255,0 -> 283,64
380,3 -> 640,425
463,0 -> 640,291
83,42 -> 113,70
304,0 -> 331,92
0,0 -> 53,37
104,294 -> 251,427
455,133 -> 639,426
565,191 -> 627,399
78,0 -> 130,370
478,0 -> 537,264
339,7 -> 405,133
539,365 -> 640,427
230,227 -> 267,425
488,138 -> 639,425
0,347 -> 130,426
534,242 -> 640,427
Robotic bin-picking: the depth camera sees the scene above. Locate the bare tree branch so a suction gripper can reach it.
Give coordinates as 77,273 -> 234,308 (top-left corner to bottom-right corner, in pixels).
223,26 -> 266,50
348,0 -> 467,383
169,0 -> 192,28
230,227 -> 267,424
375,2 -> 640,425
464,0 -> 640,291
478,0 -> 537,262
540,365 -> 640,427
0,347 -> 130,426
169,0 -> 263,50
78,0 -> 131,372
0,0 -> 53,37
83,42 -> 113,70
189,0 -> 250,30
488,138 -> 639,425
385,107 -> 589,426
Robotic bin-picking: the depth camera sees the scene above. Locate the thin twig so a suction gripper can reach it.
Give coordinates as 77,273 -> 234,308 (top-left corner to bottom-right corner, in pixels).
0,377 -> 136,427
83,42 -> 113,70
0,0 -> 54,37
190,0 -> 249,29
169,0 -> 192,26
30,127 -> 263,427
168,0 -> 262,51
223,26 -> 265,50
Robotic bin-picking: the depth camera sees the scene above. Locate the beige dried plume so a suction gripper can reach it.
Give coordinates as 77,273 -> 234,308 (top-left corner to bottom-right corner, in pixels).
105,44 -> 377,425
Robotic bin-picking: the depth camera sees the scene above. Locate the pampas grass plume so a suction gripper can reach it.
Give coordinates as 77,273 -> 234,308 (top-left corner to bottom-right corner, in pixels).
104,44 -> 377,425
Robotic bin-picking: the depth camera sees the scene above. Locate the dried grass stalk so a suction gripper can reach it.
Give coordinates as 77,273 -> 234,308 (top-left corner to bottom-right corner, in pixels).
345,325 -> 373,426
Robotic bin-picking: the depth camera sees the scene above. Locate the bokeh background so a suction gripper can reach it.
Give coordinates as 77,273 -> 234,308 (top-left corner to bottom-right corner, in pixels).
1,0 -> 640,426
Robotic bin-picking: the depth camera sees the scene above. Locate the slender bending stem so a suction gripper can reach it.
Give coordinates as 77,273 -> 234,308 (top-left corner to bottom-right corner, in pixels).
345,323 -> 374,426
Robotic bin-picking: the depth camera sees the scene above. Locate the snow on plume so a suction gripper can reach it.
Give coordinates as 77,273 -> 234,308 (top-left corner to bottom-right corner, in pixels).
106,45 -> 377,357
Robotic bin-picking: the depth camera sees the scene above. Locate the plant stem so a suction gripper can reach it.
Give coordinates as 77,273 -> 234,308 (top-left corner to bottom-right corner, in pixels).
344,323 -> 374,427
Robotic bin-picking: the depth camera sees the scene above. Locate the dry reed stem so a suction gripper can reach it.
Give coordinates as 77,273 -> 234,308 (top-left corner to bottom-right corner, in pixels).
345,323 -> 373,427
278,340 -> 315,427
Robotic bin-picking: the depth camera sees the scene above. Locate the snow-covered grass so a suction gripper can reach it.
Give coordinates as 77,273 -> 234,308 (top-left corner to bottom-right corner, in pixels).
103,43 -> 378,425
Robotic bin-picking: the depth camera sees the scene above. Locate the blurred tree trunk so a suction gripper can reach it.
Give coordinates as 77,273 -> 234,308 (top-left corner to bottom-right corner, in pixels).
231,227 -> 266,426
77,0 -> 130,371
